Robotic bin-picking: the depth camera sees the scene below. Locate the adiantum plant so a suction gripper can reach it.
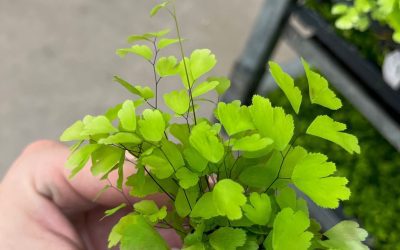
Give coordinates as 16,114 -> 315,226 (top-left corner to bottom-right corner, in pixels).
60,1 -> 369,249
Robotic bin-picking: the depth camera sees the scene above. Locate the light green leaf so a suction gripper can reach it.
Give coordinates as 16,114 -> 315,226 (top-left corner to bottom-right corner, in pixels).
102,203 -> 127,220
335,10 -> 358,30
269,61 -> 302,114
127,29 -> 170,43
272,208 -> 313,250
81,115 -> 118,136
150,1 -> 169,17
66,144 -> 101,178
169,123 -> 190,146
320,221 -> 369,250
302,59 -> 343,110
332,4 -> 349,14
249,95 -> 294,151
192,80 -> 219,97
190,49 -> 217,80
118,100 -> 136,131
160,139 -> 185,169
157,38 -> 182,49
133,200 -> 167,223
176,187 -> 199,217
145,29 -> 170,38
98,132 -> 142,145
292,152 -> 351,208
108,214 -> 168,250
242,192 -> 272,225
190,192 -> 220,219
307,115 -> 360,154
207,76 -> 231,95
155,56 -> 179,77
60,120 -> 88,141
232,134 -> 273,152
176,167 -> 199,189
114,76 -> 154,100
126,167 -> 160,198
141,150 -> 174,179
183,147 -> 208,172
91,146 -> 124,176
216,101 -> 255,136
213,179 -> 247,220
163,89 -> 190,114
138,109 -> 165,142
209,227 -> 246,250
116,45 -> 153,61
189,122 -> 224,163
104,103 -> 123,121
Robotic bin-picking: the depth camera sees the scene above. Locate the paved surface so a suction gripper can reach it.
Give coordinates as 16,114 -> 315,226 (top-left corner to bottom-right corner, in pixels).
0,0 -> 296,177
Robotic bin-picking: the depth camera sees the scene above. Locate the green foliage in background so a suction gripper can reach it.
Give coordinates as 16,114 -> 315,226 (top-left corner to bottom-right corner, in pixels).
268,73 -> 400,250
332,0 -> 400,43
60,1 -> 369,249
305,0 -> 399,66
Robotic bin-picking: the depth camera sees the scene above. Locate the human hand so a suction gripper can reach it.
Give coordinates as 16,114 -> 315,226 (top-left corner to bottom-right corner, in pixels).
0,140 -> 181,250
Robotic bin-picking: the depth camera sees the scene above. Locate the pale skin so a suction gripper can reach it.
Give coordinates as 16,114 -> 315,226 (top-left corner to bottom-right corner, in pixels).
0,140 -> 181,250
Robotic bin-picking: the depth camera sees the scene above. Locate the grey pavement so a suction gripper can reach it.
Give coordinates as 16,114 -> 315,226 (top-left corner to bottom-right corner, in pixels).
0,0 -> 296,177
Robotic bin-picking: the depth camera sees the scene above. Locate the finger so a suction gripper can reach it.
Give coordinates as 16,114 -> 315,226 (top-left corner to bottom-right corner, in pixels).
2,140 -> 170,213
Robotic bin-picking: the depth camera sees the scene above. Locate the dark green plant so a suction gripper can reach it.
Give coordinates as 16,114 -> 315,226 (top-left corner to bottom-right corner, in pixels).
268,74 -> 400,250
60,2 -> 369,249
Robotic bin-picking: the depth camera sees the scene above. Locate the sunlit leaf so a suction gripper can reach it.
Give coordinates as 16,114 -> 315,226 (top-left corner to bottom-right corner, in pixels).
192,80 -> 219,97
98,132 -> 142,145
216,101 -> 254,136
242,192 -> 272,225
213,179 -> 246,220
269,61 -> 302,114
156,56 -> 179,77
302,59 -> 342,110
190,49 -> 217,81
292,152 -> 351,208
116,45 -> 153,61
249,95 -> 294,151
157,38 -> 182,49
232,134 -> 273,152
138,109 -> 165,142
108,214 -> 168,250
91,146 -> 124,176
320,221 -> 369,250
189,122 -> 224,163
150,2 -> 169,17
118,100 -> 136,131
271,208 -> 313,250
163,90 -> 190,115
60,120 -> 89,142
114,76 -> 154,100
307,115 -> 360,154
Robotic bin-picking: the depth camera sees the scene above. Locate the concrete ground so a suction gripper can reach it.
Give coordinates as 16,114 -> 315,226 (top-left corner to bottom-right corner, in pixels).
0,0 -> 296,177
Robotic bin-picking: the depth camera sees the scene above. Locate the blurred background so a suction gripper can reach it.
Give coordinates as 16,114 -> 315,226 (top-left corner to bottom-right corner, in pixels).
0,0 -> 296,176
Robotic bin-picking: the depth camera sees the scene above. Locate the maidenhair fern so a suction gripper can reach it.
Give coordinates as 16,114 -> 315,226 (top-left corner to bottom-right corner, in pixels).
60,1 -> 369,249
